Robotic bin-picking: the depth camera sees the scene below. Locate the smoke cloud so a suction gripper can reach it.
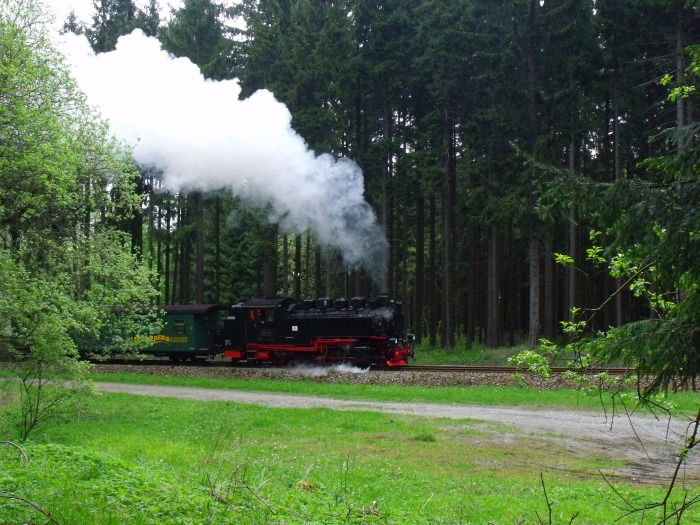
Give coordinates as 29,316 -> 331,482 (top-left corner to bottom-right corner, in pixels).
58,30 -> 388,284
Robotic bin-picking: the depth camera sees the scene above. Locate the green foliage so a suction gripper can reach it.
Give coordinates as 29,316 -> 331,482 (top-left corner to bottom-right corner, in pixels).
237,0 -> 356,154
661,44 -> 700,102
89,0 -> 160,52
508,348 -> 552,380
517,35 -> 700,399
0,0 -> 159,439
0,443 -> 235,524
0,249 -> 97,439
160,0 -> 233,81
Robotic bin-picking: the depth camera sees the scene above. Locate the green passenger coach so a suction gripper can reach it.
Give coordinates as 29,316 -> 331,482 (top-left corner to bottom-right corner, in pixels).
146,304 -> 227,362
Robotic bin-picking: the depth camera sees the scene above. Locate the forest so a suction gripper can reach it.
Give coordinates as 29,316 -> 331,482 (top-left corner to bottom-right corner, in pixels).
2,0 -> 698,361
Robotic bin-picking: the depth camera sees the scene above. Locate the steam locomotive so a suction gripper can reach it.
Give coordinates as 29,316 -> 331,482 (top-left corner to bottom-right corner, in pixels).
144,296 -> 414,367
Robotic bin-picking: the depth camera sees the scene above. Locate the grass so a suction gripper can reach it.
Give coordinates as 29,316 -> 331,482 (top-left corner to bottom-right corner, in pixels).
84,369 -> 700,416
414,341 -> 527,365
2,390 -> 696,524
1,344 -> 698,524
1,370 -> 699,524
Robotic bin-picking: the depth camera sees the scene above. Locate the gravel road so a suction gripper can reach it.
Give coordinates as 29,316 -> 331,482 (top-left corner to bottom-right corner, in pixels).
94,379 -> 700,484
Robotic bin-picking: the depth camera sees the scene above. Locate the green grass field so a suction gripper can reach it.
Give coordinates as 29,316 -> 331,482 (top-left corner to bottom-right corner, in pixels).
1,357 -> 699,524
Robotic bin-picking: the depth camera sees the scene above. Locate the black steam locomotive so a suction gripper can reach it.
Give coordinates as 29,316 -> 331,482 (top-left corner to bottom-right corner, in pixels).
141,296 -> 414,367
221,296 -> 414,367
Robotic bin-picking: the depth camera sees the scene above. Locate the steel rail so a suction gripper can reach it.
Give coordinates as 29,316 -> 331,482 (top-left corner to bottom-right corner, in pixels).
376,364 -> 632,375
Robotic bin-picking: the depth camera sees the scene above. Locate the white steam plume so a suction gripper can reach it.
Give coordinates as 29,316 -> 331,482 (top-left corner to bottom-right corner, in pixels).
59,30 -> 388,284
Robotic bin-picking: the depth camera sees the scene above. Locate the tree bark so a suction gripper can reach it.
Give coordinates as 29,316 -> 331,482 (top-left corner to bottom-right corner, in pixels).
528,234 -> 541,348
213,196 -> 221,303
262,227 -> 277,298
164,202 -> 172,304
178,196 -> 191,304
568,139 -> 577,323
194,192 -> 205,304
443,108 -> 456,349
486,225 -> 500,347
282,234 -> 289,297
294,234 -> 302,299
543,229 -> 555,339
428,195 -> 437,346
414,179 -> 425,343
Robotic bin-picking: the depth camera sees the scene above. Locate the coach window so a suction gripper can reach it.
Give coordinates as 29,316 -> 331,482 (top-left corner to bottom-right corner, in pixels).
265,309 -> 275,323
172,319 -> 186,334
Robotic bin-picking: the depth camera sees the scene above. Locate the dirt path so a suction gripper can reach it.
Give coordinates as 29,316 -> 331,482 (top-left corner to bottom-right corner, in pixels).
95,381 -> 699,483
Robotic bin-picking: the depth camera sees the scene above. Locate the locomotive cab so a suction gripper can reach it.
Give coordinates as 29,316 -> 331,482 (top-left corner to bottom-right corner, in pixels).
222,298 -> 293,362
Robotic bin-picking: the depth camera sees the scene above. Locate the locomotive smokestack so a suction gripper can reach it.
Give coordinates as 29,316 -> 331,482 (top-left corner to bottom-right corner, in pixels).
58,30 -> 388,282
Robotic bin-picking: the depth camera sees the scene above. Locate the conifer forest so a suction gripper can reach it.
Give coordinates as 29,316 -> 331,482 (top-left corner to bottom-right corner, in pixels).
2,0 -> 699,364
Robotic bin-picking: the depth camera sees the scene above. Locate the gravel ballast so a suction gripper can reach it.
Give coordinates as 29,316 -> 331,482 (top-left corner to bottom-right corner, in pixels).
93,362 -> 579,388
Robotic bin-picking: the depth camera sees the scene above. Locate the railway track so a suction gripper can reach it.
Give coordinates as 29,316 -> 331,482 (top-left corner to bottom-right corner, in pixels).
393,364 -> 631,375
92,358 -> 631,375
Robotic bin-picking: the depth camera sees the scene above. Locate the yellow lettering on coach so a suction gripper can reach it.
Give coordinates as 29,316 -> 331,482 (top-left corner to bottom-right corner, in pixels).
132,335 -> 188,344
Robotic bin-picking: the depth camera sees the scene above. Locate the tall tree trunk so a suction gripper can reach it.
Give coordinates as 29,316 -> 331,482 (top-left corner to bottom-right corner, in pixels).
164,203 -> 172,304
294,234 -> 302,299
130,175 -> 144,258
262,228 -> 277,297
525,0 -> 541,347
486,225 -> 500,347
156,204 -> 163,305
465,225 -> 477,346
568,205 -> 577,317
194,192 -> 205,304
305,232 -> 312,298
675,0 -> 686,154
179,196 -> 190,304
147,173 -> 155,273
414,179 -> 425,343
171,240 -> 178,305
282,234 -> 289,297
543,228 -> 555,339
314,240 -> 322,298
527,234 -> 541,348
427,195 -> 437,346
213,196 -> 221,303
382,93 -> 394,297
568,139 -> 577,323
443,108 -> 456,349
613,78 -> 623,326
